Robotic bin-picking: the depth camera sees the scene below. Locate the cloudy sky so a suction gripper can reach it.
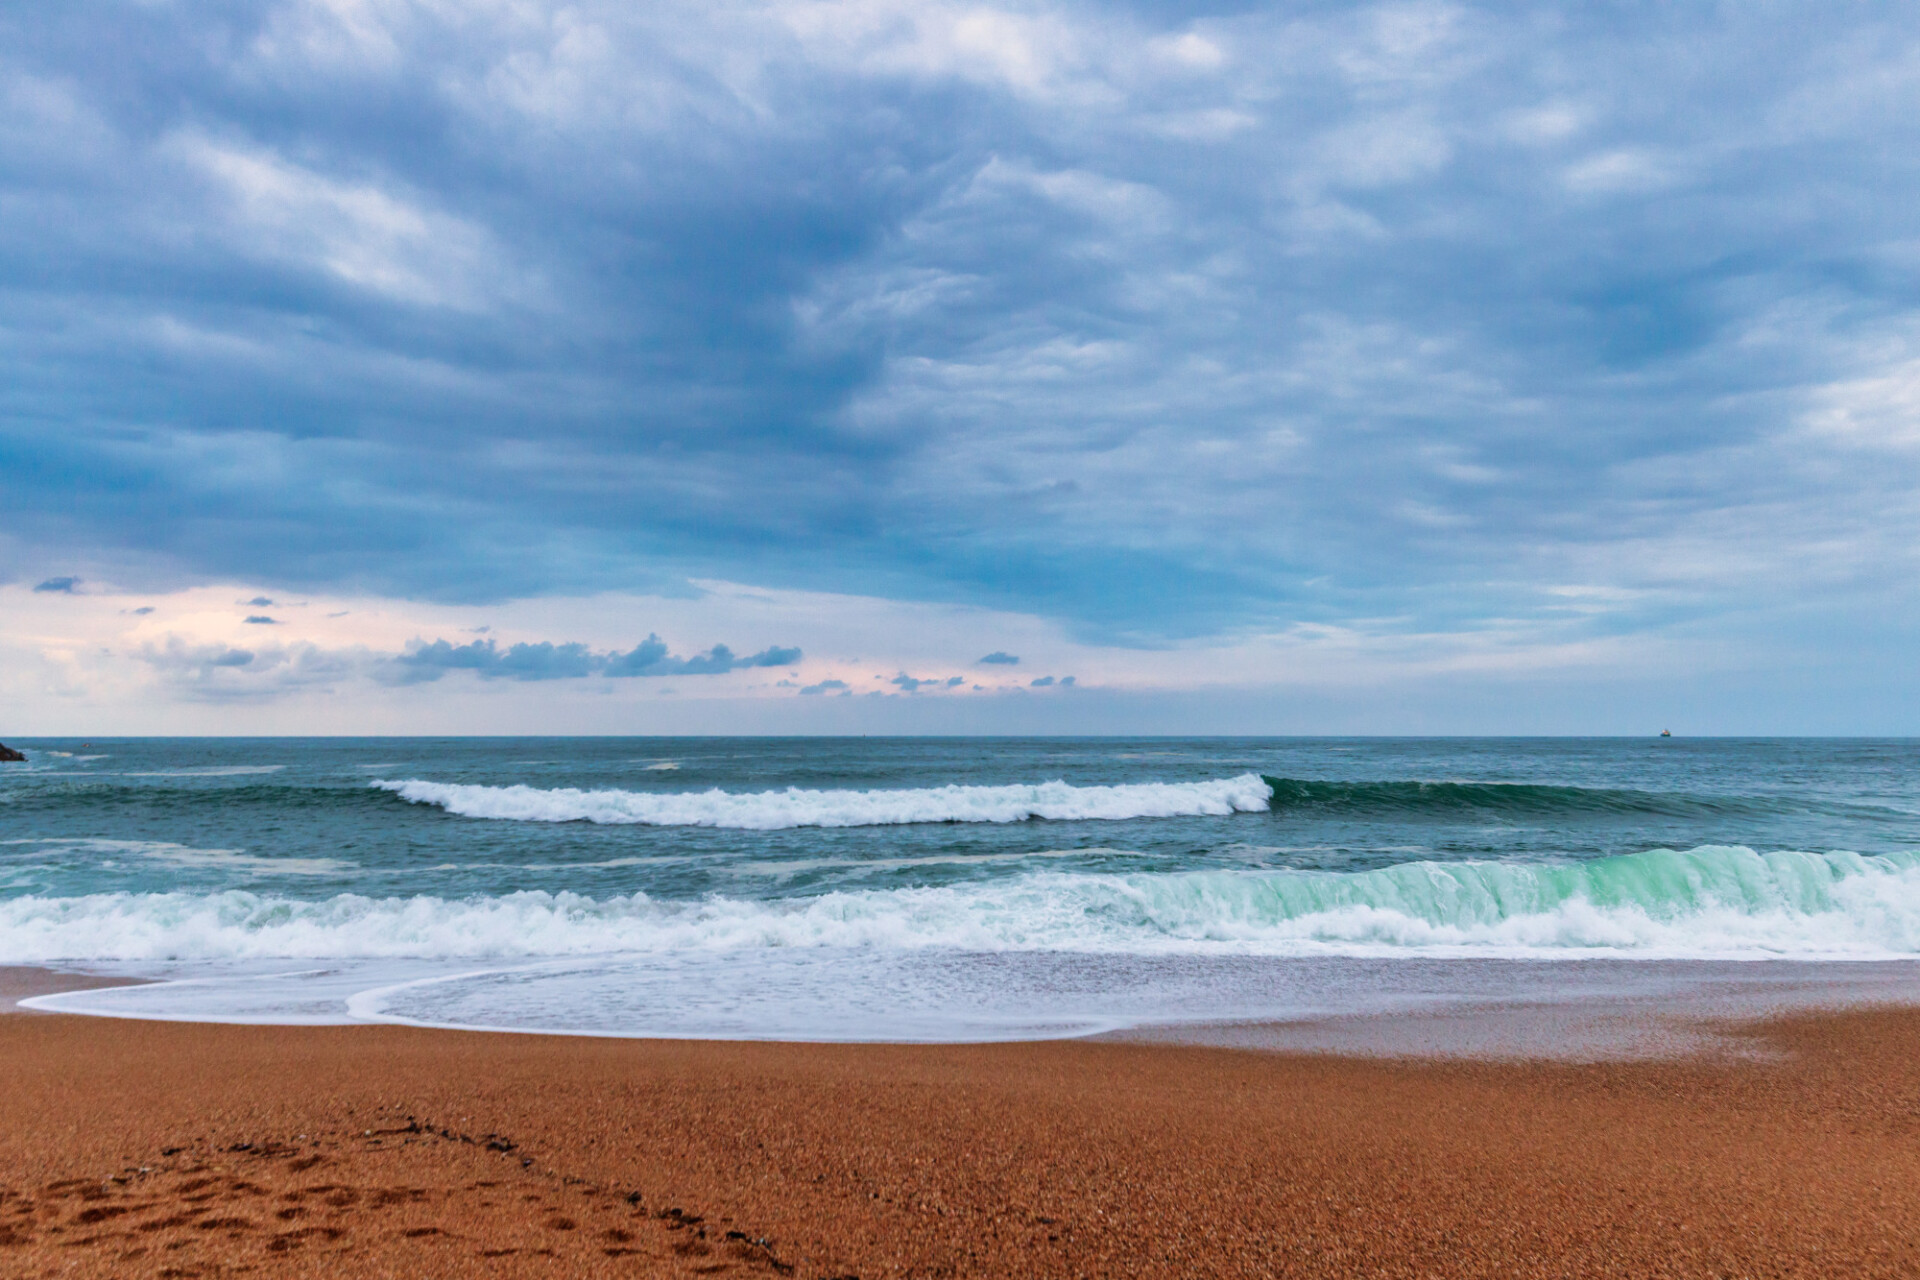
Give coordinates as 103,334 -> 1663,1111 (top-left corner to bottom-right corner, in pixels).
4,0 -> 1920,733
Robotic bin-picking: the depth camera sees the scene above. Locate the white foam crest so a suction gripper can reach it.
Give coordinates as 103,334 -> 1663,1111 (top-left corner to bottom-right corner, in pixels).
371,773 -> 1276,829
8,847 -> 1920,963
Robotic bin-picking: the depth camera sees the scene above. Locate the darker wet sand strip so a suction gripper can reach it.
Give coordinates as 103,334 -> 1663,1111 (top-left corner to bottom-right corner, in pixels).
0,965 -> 149,1012
6,1008 -> 1920,1277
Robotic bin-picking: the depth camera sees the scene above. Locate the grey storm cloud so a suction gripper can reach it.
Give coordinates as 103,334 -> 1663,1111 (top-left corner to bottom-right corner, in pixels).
890,672 -> 975,691
6,1 -> 1920,659
391,634 -> 801,683
33,577 -> 79,594
603,635 -> 803,678
394,639 -> 600,682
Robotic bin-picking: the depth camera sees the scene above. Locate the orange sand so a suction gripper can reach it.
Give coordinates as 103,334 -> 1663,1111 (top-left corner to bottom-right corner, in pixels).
3,975 -> 1919,1277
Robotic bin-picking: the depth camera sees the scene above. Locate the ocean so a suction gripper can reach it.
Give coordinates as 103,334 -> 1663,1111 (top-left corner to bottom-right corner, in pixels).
5,736 -> 1920,1041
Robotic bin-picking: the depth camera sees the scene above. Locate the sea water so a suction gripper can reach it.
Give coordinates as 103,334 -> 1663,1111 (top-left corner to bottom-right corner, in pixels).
4,737 -> 1919,1041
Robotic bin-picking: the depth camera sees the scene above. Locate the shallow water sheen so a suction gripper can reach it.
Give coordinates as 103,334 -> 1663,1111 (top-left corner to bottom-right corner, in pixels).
5,737 -> 1920,1038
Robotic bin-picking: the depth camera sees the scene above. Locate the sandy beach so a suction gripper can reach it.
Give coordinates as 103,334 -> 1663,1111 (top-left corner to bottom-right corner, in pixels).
3,969 -> 1918,1278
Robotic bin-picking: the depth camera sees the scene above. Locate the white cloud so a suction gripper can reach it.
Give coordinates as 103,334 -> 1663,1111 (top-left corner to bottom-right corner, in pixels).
249,0 -> 408,73
1151,31 -> 1227,71
172,134 -> 514,310
1503,101 -> 1587,146
1803,355 -> 1920,450
1333,2 -> 1470,89
780,0 -> 1090,99
1312,112 -> 1452,190
1562,148 -> 1676,194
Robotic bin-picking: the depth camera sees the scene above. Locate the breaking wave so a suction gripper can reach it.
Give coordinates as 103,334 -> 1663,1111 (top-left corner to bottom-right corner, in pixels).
8,845 -> 1920,962
372,773 -> 1278,829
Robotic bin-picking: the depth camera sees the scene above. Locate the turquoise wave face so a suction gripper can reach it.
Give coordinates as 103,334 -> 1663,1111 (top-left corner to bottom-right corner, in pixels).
6,845 -> 1920,964
1207,844 -> 1920,922
1083,845 -> 1920,950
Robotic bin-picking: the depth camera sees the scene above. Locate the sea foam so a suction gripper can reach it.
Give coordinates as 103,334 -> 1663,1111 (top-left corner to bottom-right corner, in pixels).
372,773 -> 1278,829
7,846 -> 1920,963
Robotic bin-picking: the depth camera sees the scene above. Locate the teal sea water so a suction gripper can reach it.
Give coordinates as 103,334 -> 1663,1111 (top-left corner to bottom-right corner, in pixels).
4,737 -> 1919,1039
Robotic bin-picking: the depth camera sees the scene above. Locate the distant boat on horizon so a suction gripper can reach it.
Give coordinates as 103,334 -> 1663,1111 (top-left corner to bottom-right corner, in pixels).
1660,729 -> 1673,737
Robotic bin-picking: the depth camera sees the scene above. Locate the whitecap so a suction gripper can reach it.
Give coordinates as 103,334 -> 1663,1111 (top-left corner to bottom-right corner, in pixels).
371,773 -> 1276,829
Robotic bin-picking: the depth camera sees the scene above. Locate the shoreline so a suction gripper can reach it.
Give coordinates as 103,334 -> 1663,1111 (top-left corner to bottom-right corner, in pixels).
16,957 -> 1920,1060
0,964 -> 150,1013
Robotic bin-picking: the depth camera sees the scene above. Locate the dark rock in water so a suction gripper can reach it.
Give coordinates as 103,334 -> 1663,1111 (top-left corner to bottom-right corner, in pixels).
0,742 -> 24,762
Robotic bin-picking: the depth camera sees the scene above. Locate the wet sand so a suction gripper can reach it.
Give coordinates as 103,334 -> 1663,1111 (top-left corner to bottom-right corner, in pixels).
5,971 -> 1920,1277
1,966 -> 147,1012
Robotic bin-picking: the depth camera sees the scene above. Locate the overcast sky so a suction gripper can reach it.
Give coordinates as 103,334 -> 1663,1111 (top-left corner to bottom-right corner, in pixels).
5,0 -> 1920,733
